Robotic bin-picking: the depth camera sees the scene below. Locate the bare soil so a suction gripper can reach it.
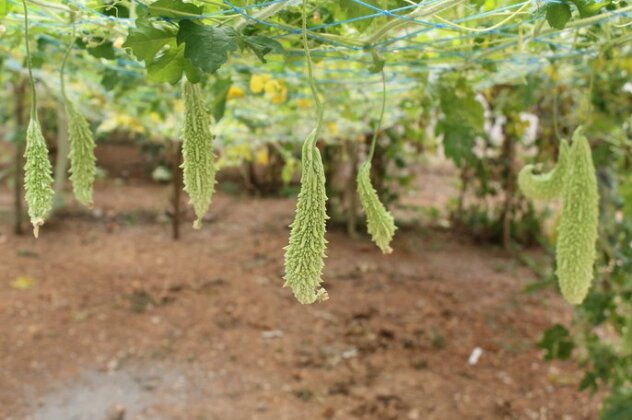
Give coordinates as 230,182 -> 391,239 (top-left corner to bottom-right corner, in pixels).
0,179 -> 600,419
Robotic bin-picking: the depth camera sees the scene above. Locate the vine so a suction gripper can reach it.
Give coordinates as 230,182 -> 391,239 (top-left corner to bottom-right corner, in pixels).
62,15 -> 97,208
357,70 -> 396,254
282,0 -> 329,304
21,0 -> 53,238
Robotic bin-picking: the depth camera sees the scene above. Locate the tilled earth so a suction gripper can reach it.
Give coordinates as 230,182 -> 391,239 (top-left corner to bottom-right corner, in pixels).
0,182 -> 599,419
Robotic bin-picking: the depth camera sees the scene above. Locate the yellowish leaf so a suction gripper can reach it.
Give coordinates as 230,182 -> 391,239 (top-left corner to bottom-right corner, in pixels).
11,276 -> 36,290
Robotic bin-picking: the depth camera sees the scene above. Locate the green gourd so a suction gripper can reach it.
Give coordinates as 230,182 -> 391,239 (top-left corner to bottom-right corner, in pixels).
283,130 -> 329,304
357,162 -> 396,254
66,100 -> 96,207
518,139 -> 570,200
555,128 -> 599,305
24,117 -> 54,237
356,69 -> 396,254
181,81 -> 217,229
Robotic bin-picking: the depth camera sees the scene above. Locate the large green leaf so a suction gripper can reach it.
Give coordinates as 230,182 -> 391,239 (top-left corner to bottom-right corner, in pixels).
545,2 -> 572,29
241,36 -> 284,63
123,22 -> 176,63
148,0 -> 203,18
0,0 -> 11,19
177,20 -> 238,74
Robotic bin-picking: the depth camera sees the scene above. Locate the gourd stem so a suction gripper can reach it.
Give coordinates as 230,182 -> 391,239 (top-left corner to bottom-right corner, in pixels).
368,70 -> 387,163
302,0 -> 324,135
60,14 -> 76,102
22,0 -> 37,117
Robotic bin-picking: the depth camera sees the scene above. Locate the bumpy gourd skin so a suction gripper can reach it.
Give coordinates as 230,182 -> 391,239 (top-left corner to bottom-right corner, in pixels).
357,162 -> 396,254
181,81 -> 217,229
66,100 -> 96,208
518,140 -> 570,200
555,129 -> 599,305
283,131 -> 329,304
24,117 -> 54,238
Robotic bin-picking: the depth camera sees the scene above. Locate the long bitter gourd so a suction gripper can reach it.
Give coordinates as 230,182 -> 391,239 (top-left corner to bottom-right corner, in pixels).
181,81 -> 217,229
555,128 -> 599,305
283,130 -> 329,304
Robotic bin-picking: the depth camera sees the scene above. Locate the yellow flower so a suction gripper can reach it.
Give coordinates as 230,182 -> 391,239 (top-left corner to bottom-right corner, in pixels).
256,147 -> 270,166
296,98 -> 311,109
250,74 -> 271,94
326,121 -> 338,135
265,80 -> 288,104
148,112 -> 162,123
227,85 -> 245,100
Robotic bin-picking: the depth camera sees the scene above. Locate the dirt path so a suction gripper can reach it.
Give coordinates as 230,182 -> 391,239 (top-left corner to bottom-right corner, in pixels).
0,183 -> 599,419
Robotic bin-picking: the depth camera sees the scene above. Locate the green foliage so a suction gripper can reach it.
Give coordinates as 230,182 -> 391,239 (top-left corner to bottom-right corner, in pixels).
601,389 -> 632,420
283,130 -> 329,305
545,3 -> 573,29
148,0 -> 203,18
538,324 -> 574,360
357,162 -> 396,254
556,128 -> 599,305
435,76 -> 485,167
65,100 -> 97,208
123,21 -> 200,85
0,0 -> 11,19
181,81 -> 217,229
518,140 -> 570,200
24,118 -> 54,237
176,21 -> 238,74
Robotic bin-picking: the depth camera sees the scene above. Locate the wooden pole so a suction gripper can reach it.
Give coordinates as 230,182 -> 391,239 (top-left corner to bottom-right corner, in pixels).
171,141 -> 183,240
13,79 -> 26,235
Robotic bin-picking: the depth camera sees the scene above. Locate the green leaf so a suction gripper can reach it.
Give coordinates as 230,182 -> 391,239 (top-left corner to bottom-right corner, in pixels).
210,77 -> 232,122
148,0 -> 203,18
602,389 -> 632,420
570,0 -> 607,17
0,0 -> 11,19
147,44 -> 188,85
241,36 -> 284,63
538,324 -> 574,361
177,20 -> 238,74
435,76 -> 484,166
123,22 -> 176,63
87,42 -> 117,60
546,2 -> 572,29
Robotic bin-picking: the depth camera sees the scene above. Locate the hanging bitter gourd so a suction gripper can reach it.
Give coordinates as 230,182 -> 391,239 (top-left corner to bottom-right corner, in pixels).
518,139 -> 570,200
24,117 -> 54,238
181,81 -> 217,229
283,129 -> 329,304
22,0 -> 53,237
357,70 -> 396,254
555,128 -> 599,305
66,100 -> 96,207
358,163 -> 396,254
518,127 -> 599,305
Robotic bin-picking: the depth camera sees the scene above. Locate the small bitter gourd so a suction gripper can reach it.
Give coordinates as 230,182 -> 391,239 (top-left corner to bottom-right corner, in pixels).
518,140 -> 570,200
66,100 -> 96,207
24,117 -> 54,237
181,81 -> 217,229
357,162 -> 396,254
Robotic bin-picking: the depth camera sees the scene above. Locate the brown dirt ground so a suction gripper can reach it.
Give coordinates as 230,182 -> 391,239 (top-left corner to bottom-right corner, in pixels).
0,177 -> 601,420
